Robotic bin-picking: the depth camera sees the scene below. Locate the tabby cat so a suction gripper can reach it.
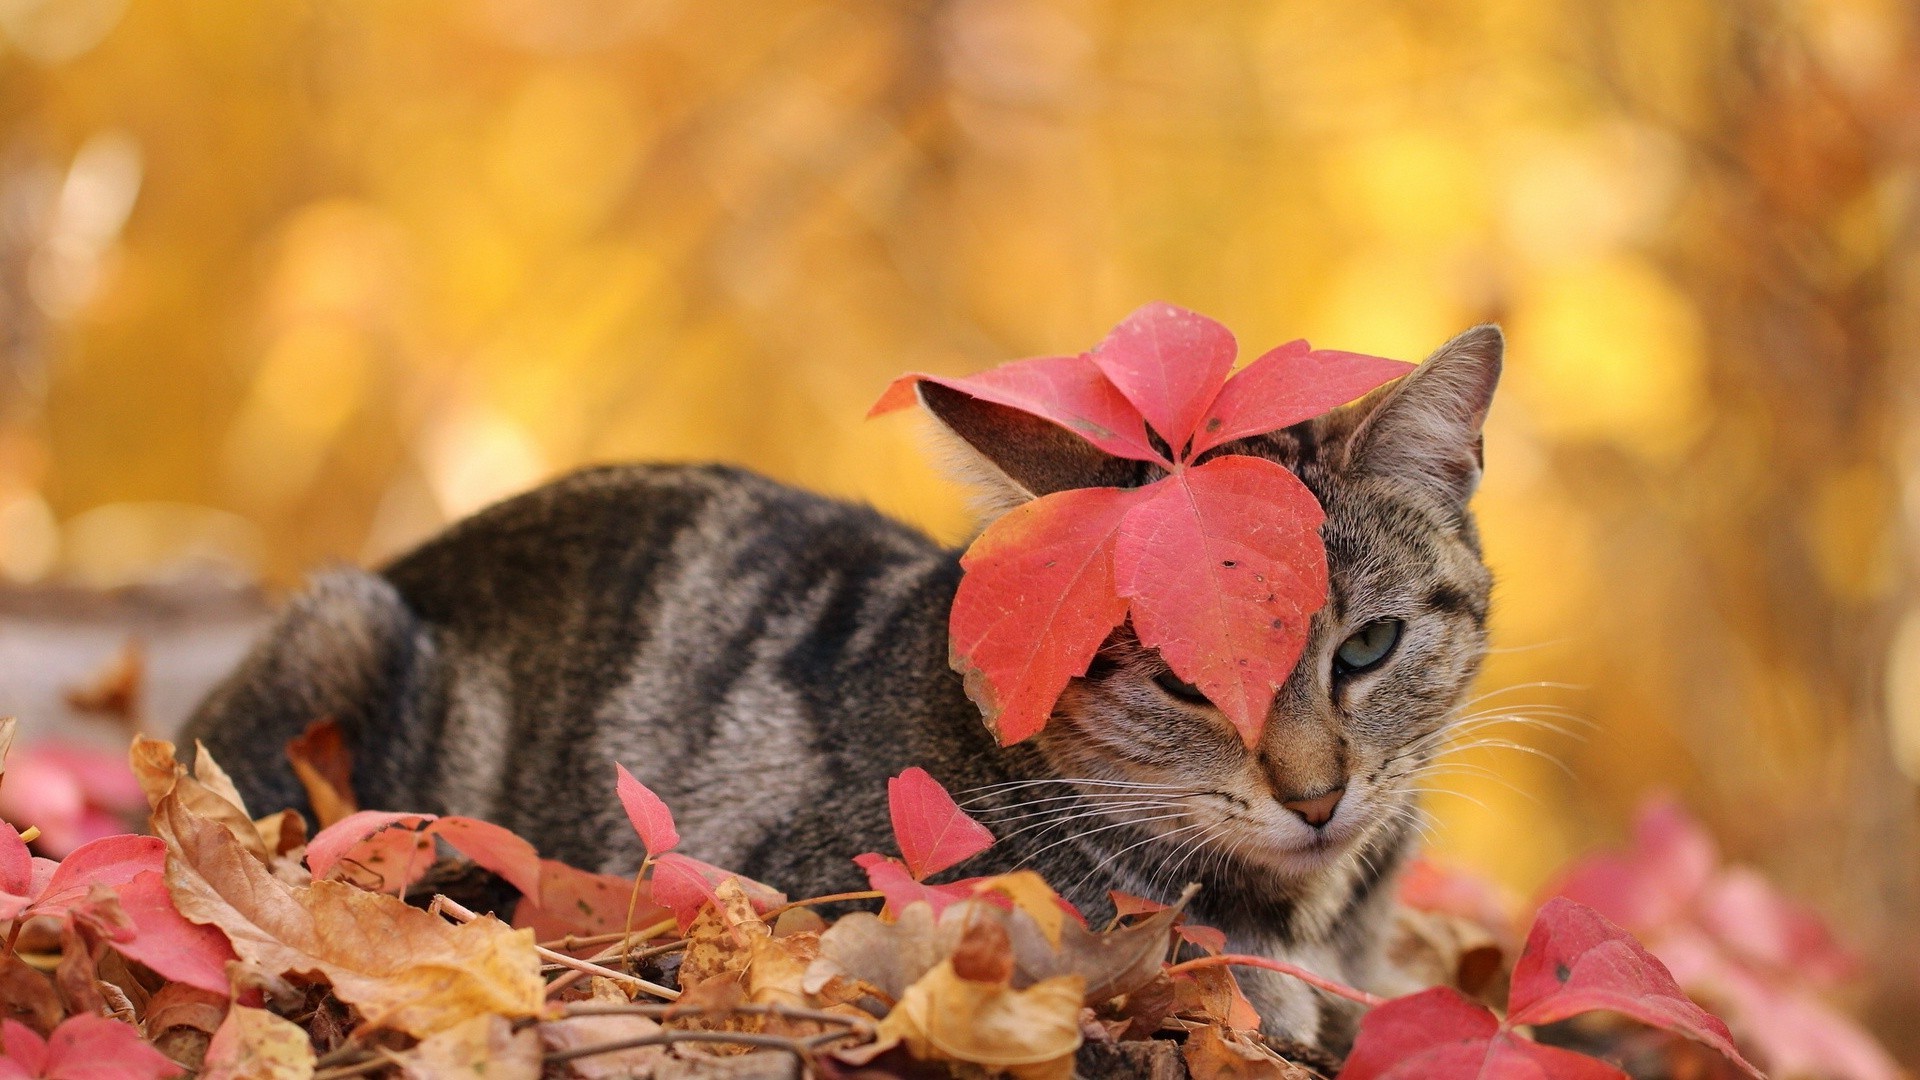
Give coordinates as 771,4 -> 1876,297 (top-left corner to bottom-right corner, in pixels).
183,325 -> 1502,1052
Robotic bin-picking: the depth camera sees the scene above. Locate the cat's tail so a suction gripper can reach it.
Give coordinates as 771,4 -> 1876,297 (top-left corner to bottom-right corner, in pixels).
180,568 -> 435,822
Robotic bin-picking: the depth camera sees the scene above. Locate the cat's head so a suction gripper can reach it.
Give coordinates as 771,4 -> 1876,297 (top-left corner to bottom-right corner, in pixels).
922,325 -> 1500,881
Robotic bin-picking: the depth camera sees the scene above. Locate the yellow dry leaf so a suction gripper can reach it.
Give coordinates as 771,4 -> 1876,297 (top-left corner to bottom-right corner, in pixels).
395,1014 -> 541,1080
1183,1025 -> 1323,1080
154,788 -> 545,1038
678,877 -> 770,988
970,870 -> 1065,947
878,958 -> 1084,1080
193,740 -> 251,816
132,735 -> 270,863
201,1005 -> 317,1080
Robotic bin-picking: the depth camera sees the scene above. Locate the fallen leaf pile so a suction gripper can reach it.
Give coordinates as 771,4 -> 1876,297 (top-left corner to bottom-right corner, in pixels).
0,713 -> 1900,1079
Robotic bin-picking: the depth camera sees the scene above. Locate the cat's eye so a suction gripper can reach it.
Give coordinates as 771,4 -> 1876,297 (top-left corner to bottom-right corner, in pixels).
1153,669 -> 1211,706
1334,619 -> 1402,676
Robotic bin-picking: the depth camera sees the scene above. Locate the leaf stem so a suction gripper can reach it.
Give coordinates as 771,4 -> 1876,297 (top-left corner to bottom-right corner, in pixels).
761,890 -> 884,918
432,894 -> 681,1001
1163,953 -> 1387,1008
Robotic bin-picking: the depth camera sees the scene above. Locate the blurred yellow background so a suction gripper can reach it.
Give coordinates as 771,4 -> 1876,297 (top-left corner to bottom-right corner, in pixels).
1,0 -> 1915,1053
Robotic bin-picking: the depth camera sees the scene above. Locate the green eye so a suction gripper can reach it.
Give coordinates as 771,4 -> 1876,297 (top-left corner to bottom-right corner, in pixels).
1335,619 -> 1402,675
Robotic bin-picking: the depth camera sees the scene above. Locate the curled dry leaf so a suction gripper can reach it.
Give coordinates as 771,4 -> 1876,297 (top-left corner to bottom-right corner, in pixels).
0,952 -> 61,1038
1183,1025 -> 1324,1080
284,719 -> 357,828
874,955 -> 1084,1080
393,1014 -> 541,1080
153,788 -> 545,1038
130,736 -> 268,864
1383,905 -> 1505,1002
200,1005 -> 315,1080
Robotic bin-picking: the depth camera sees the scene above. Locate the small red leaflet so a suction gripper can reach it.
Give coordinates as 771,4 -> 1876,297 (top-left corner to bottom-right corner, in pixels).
874,302 -> 1411,744
306,809 -> 543,898
856,768 -> 999,916
605,766 -> 785,929
1342,898 -> 1763,1080
616,763 -> 681,858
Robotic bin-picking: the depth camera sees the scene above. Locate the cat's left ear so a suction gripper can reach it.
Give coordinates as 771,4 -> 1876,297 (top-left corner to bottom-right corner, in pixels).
1338,325 -> 1503,506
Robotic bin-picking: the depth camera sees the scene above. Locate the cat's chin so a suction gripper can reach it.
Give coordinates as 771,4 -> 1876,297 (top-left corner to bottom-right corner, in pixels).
1244,821 -> 1368,877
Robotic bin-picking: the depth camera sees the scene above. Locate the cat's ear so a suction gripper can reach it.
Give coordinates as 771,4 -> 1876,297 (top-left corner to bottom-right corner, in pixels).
916,382 -> 1142,512
1339,325 -> 1503,506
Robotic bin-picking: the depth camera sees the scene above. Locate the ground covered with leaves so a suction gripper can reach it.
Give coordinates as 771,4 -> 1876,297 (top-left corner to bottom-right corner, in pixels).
0,714 -> 1902,1080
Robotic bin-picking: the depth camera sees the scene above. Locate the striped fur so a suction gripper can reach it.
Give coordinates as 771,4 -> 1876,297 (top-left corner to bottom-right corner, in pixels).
183,326 -> 1502,1053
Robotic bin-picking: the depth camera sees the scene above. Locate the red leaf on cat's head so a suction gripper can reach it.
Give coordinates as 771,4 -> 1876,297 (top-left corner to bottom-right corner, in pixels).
886,767 -> 994,881
869,352 -> 1165,465
1507,898 -> 1763,1078
950,488 -> 1142,744
1087,302 -> 1237,454
875,304 -> 1409,745
1114,456 -> 1329,743
615,763 -> 680,858
1188,339 -> 1415,458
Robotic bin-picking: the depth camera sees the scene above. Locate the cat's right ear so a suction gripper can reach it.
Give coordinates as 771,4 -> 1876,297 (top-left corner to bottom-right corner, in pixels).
916,382 -> 1143,513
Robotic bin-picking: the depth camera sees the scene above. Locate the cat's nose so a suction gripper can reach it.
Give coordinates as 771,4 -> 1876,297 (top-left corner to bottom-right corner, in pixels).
1281,786 -> 1345,828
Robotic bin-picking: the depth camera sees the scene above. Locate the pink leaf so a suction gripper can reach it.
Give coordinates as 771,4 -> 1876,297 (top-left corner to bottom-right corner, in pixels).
870,352 -> 1165,465
885,768 -> 994,881
854,853 -> 977,918
427,817 -> 543,898
1177,924 -> 1228,955
1552,797 -> 1716,931
614,764 -> 680,858
42,1015 -> 181,1079
511,858 -> 671,944
1695,866 -> 1856,983
0,1022 -> 47,1077
1088,302 -> 1237,454
1114,456 -> 1328,743
34,834 -> 165,917
0,823 -> 29,900
1189,340 -> 1413,458
951,487 -> 1141,745
1342,988 -> 1629,1080
650,852 -> 784,932
110,870 -> 236,995
305,810 -> 436,883
1507,898 -> 1762,1078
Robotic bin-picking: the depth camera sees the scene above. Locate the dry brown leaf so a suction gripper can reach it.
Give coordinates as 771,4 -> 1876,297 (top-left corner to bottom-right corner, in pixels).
201,1005 -> 317,1080
1383,904 -> 1506,1003
395,1013 -> 541,1080
1183,1025 -> 1324,1080
285,719 -> 358,828
679,878 -> 770,989
877,955 -> 1084,1080
0,948 -> 63,1036
132,735 -> 270,863
193,740 -> 251,815
65,639 -> 143,723
1173,967 -> 1262,1032
154,786 -> 545,1038
543,1011 -> 669,1079
252,810 -> 308,860
0,716 -> 15,785
143,983 -> 229,1071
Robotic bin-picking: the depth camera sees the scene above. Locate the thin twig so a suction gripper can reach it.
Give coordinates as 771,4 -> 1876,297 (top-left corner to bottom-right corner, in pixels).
761,890 -> 884,919
1163,954 -> 1387,1008
433,894 -> 680,1001
537,918 -> 677,953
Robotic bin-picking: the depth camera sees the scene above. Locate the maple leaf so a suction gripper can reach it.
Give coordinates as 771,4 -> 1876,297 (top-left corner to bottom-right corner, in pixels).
0,1016 -> 181,1080
1342,898 -> 1763,1080
874,302 -> 1411,743
306,809 -> 543,898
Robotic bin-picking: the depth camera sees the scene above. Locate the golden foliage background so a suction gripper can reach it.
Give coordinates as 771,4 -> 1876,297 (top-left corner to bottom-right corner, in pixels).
2,0 -> 1917,1051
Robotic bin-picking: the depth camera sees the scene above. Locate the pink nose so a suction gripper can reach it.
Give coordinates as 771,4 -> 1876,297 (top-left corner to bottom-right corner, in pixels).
1281,787 -> 1345,828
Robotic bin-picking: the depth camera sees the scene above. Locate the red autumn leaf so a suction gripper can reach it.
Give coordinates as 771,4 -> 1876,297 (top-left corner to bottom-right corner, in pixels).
1114,455 -> 1328,742
886,767 -> 995,881
874,302 -> 1408,745
1341,987 -> 1629,1080
306,810 -> 542,898
615,764 -> 680,858
951,487 -> 1142,743
1189,339 -> 1416,458
1108,890 -> 1167,918
511,858 -> 673,944
649,852 -> 783,931
0,824 -> 30,920
23,834 -> 164,919
870,352 -> 1166,464
854,853 -> 978,918
110,870 -> 237,995
1507,898 -> 1762,1077
1552,797 -> 1717,931
1178,924 -> 1228,955
0,1016 -> 181,1080
1088,301 -> 1237,452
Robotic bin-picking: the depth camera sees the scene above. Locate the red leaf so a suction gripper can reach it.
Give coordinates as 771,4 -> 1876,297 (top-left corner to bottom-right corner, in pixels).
1694,865 -> 1857,983
1114,456 -> 1328,742
1342,987 -> 1629,1080
854,853 -> 978,918
1,1015 -> 181,1080
1189,340 -> 1413,458
951,487 -> 1141,744
32,834 -> 164,917
871,352 -> 1165,464
427,817 -> 543,898
1088,302 -> 1236,454
886,768 -> 994,880
1178,924 -> 1228,955
305,810 -> 435,883
0,824 -> 29,914
614,764 -> 680,858
1507,898 -> 1762,1078
110,870 -> 236,994
1108,890 -> 1167,918
511,859 -> 672,944
1551,797 -> 1716,932
650,852 -> 783,932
